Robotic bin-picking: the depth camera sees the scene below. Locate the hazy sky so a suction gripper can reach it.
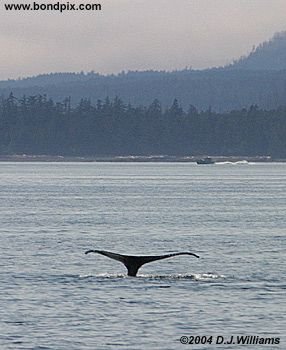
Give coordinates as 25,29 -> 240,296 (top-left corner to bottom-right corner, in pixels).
1,0 -> 286,79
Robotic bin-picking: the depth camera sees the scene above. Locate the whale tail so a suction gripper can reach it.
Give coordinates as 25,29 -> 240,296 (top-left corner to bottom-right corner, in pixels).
85,249 -> 200,276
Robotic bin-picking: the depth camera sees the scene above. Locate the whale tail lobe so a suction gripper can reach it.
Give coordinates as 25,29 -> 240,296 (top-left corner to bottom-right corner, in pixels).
85,249 -> 199,276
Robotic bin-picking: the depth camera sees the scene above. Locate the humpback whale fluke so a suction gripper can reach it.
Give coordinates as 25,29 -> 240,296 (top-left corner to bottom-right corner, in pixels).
85,249 -> 200,276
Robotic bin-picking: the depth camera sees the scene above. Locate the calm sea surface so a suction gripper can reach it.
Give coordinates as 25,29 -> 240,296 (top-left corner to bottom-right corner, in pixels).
0,162 -> 285,350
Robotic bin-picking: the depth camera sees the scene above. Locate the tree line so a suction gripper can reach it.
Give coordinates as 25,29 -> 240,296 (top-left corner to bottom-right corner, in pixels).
0,93 -> 285,157
1,68 -> 286,112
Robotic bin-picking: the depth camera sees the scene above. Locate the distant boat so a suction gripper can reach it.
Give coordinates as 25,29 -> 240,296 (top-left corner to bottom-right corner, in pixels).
196,157 -> 215,165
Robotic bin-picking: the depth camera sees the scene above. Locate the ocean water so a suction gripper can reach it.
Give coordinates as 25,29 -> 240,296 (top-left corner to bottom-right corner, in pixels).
0,162 -> 285,350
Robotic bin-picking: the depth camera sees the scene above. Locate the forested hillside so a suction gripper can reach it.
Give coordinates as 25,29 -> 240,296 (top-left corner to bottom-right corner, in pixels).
1,94 -> 285,158
229,31 -> 286,70
0,69 -> 286,112
1,32 -> 286,111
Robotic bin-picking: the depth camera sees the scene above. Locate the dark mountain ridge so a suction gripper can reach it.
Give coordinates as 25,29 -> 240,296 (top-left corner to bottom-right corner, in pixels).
228,31 -> 286,70
1,32 -> 286,111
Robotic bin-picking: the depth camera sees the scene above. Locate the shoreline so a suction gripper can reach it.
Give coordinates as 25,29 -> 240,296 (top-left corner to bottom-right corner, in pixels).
0,154 -> 283,162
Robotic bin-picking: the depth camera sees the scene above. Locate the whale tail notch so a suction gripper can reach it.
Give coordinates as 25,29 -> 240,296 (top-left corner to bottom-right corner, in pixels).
85,249 -> 200,276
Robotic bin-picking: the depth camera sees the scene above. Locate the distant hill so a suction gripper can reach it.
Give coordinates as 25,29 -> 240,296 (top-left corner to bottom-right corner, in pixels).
1,32 -> 286,111
229,31 -> 286,70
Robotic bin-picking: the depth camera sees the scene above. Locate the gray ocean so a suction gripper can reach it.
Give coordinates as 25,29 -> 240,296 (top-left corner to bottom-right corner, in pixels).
0,162 -> 285,350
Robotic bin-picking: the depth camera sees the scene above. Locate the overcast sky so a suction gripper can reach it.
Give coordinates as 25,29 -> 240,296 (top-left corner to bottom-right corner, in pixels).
1,0 -> 286,80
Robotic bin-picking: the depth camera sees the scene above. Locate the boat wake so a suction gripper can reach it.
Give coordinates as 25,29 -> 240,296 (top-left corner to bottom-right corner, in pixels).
216,160 -> 252,165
